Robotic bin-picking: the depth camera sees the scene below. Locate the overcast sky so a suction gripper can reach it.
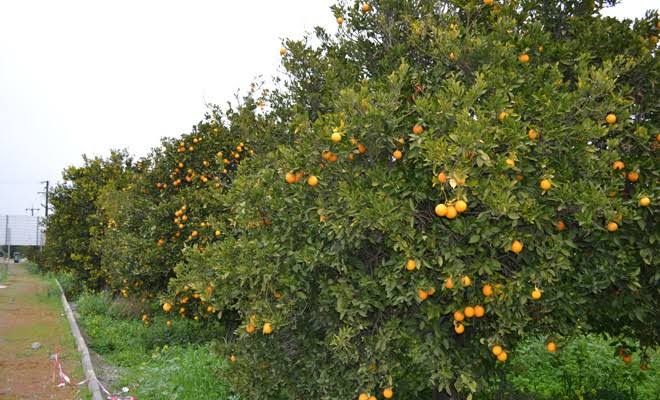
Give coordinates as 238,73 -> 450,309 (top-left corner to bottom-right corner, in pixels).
0,0 -> 656,216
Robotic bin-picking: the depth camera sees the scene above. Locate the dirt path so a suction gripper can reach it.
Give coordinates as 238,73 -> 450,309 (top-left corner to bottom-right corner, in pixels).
0,262 -> 86,400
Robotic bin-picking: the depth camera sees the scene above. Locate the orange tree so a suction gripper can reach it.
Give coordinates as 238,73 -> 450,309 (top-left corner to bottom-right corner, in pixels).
41,150 -> 134,289
172,0 -> 659,398
97,97 -> 289,319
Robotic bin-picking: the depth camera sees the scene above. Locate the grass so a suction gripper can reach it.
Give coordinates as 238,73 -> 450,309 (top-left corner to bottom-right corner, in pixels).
73,293 -> 659,400
75,291 -> 233,400
0,261 -> 8,283
478,335 -> 659,400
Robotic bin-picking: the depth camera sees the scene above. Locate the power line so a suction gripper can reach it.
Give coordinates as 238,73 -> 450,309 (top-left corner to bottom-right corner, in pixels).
0,181 -> 44,185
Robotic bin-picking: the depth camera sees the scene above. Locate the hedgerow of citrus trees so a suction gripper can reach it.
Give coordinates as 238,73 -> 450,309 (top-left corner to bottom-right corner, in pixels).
96,92 -> 297,324
42,150 -> 134,289
171,0 -> 658,398
40,0 -> 658,398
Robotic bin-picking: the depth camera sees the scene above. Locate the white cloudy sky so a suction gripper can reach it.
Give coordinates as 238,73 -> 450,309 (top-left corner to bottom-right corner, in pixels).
0,0 -> 657,215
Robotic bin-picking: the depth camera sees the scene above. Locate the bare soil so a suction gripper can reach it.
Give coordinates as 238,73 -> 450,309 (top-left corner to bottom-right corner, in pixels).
0,262 -> 86,400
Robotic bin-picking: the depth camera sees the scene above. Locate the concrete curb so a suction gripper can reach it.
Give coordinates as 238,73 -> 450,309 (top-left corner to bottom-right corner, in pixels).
55,279 -> 105,400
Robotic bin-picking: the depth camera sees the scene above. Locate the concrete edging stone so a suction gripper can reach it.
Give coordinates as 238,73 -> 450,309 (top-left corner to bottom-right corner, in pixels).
55,279 -> 105,400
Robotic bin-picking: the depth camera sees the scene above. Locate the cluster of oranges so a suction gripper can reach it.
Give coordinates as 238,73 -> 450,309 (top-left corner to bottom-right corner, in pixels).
176,136 -> 203,153
245,315 -> 274,336
160,284 -> 216,324
434,199 -> 467,219
285,171 -> 318,187
357,388 -> 393,400
158,135 -> 253,193
452,305 -> 487,334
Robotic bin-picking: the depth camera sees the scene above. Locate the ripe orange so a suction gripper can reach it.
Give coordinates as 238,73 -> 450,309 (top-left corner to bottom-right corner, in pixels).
263,322 -> 273,335
361,3 -> 370,13
528,128 -> 538,140
511,240 -> 523,254
482,284 -> 493,297
531,288 -> 542,300
215,230 -> 221,237
358,394 -> 368,400
605,113 -> 617,124
412,124 -> 424,135
368,396 -> 377,400
546,341 -> 557,353
446,206 -> 458,219
383,388 -> 394,399
474,305 -> 485,318
279,47 -> 286,56
612,160 -> 625,170
506,158 -> 515,167
455,200 -> 467,213
449,52 -> 457,61
622,354 -> 632,364
437,171 -> 448,183
418,289 -> 428,300
163,302 -> 172,312
336,17 -> 344,25
483,0 -> 493,5
357,143 -> 367,154
518,53 -> 530,63
497,351 -> 508,362
166,320 -> 173,327
426,287 -> 436,296
454,323 -> 465,334
444,277 -> 454,289
461,275 -> 472,287
331,132 -> 342,143
435,203 -> 448,217
464,306 -> 475,318
540,179 -> 552,191
285,172 -> 297,184
627,171 -> 639,182
406,259 -> 416,271
639,197 -> 650,207
453,311 -> 465,322
246,323 -> 256,334
555,220 -> 566,231
307,175 -> 319,187
492,345 -> 503,356
230,354 -> 237,363
392,150 -> 403,160
497,111 -> 509,122
607,221 -> 618,232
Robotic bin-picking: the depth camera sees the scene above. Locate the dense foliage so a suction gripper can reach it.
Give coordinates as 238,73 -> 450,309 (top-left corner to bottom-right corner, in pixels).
41,1 -> 658,398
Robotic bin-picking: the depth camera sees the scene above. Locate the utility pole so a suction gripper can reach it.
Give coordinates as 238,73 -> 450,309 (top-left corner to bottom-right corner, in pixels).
4,216 -> 9,260
40,180 -> 50,218
26,206 -> 39,216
